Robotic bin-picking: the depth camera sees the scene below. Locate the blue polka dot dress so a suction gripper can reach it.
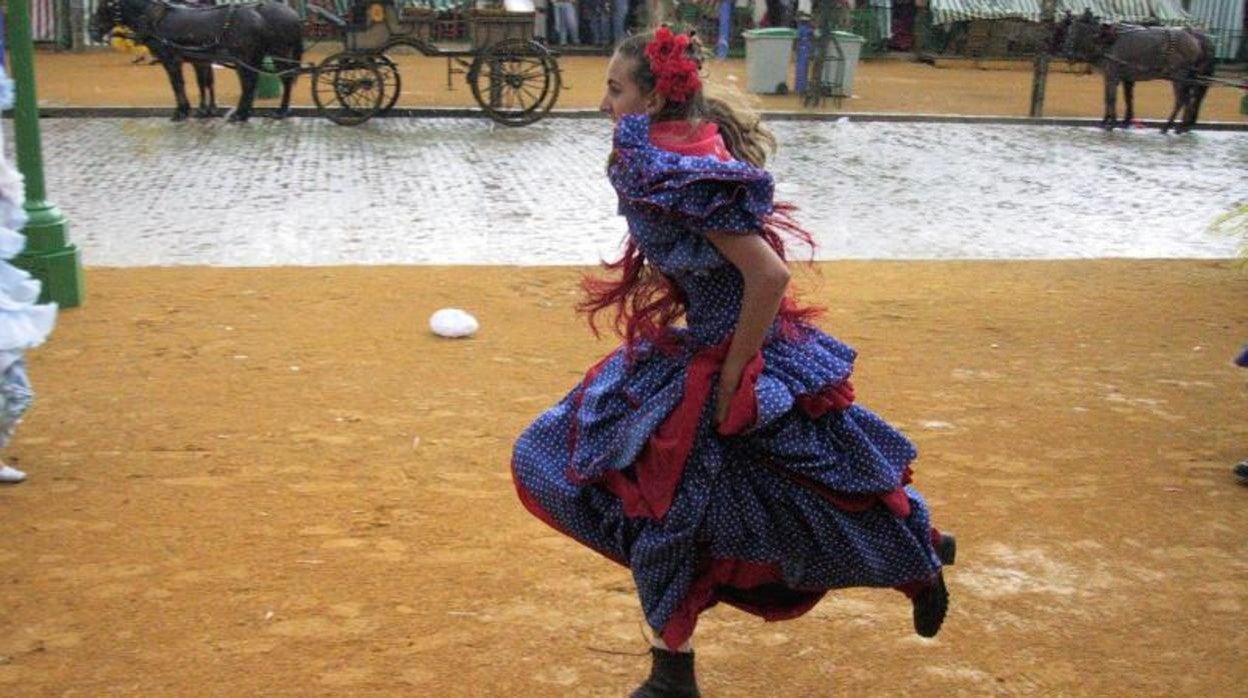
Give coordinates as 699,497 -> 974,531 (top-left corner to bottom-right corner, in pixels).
511,115 -> 942,649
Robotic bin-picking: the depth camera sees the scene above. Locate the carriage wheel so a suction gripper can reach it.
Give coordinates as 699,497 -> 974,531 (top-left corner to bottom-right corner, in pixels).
377,55 -> 402,115
312,53 -> 385,126
468,39 -> 561,127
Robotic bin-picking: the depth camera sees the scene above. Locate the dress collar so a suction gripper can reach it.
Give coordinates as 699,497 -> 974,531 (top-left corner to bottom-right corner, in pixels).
649,119 -> 734,162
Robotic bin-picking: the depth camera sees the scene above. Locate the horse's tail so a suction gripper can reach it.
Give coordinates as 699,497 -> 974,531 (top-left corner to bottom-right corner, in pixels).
1197,33 -> 1215,77
1180,29 -> 1216,128
1185,28 -> 1216,77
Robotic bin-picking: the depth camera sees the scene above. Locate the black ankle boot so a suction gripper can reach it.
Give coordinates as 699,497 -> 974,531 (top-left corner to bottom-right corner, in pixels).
937,533 -> 957,565
912,572 -> 950,638
631,647 -> 700,698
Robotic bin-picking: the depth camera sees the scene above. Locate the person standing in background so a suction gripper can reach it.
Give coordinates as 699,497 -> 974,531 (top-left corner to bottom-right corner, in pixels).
584,0 -> 612,46
553,0 -> 581,45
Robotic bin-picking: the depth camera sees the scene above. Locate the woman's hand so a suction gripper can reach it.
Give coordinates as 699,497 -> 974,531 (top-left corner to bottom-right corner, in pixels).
714,370 -> 741,427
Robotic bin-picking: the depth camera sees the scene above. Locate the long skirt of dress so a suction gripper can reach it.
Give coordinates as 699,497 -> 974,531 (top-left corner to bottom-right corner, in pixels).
0,357 -> 32,448
511,327 -> 942,649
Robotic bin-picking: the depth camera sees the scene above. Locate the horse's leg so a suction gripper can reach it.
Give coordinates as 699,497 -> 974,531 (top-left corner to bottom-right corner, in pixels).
206,63 -> 217,115
273,70 -> 296,119
193,62 -> 216,118
1102,72 -> 1118,130
275,53 -> 301,117
1164,80 -> 1187,134
271,52 -> 297,119
160,56 -> 192,122
1186,34 -> 1215,133
230,63 -> 258,122
1121,80 -> 1135,125
1183,84 -> 1209,133
274,33 -> 304,119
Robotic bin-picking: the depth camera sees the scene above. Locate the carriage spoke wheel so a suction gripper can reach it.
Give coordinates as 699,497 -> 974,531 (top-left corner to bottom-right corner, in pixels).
312,53 -> 385,126
469,39 -> 561,127
377,54 -> 402,115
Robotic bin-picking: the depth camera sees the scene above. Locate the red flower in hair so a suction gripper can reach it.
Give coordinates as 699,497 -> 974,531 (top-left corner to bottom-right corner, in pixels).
646,27 -> 685,63
645,27 -> 701,103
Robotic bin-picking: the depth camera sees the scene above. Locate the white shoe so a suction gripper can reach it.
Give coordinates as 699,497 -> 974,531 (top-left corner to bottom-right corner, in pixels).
0,464 -> 26,483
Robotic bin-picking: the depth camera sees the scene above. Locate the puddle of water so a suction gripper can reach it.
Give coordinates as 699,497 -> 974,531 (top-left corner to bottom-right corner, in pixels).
14,117 -> 1247,266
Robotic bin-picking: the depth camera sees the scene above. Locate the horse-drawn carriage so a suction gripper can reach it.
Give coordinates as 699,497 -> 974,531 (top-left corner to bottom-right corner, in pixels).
307,0 -> 562,126
92,0 -> 562,126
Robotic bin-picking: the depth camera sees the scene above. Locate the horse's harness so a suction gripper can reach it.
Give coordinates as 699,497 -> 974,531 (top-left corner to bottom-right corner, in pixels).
113,0 -> 252,57
1103,24 -> 1183,77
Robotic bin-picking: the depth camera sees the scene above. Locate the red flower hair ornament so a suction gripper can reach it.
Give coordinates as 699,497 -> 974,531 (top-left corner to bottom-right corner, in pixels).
645,27 -> 702,104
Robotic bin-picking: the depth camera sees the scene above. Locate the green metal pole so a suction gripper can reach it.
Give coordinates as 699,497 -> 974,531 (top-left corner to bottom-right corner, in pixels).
6,0 -> 84,308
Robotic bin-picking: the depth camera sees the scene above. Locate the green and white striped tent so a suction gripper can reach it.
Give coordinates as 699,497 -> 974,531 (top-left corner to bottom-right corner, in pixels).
929,0 -> 1193,27
1187,0 -> 1244,59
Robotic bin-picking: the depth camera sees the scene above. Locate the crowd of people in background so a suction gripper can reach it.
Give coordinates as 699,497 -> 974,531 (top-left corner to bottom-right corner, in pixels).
535,0 -> 802,47
536,0 -> 656,47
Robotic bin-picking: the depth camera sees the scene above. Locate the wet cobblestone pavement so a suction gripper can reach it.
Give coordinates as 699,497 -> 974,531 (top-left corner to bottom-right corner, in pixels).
15,117 -> 1248,266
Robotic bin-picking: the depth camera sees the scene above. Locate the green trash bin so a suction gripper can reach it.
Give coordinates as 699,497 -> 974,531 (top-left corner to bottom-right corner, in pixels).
819,31 -> 865,97
256,57 -> 282,101
743,27 -> 798,95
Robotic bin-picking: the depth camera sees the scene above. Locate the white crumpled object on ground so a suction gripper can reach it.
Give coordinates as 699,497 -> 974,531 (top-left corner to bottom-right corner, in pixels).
429,308 -> 479,338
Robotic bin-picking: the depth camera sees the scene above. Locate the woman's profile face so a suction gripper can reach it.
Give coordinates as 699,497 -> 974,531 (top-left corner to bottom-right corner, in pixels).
600,55 -> 659,122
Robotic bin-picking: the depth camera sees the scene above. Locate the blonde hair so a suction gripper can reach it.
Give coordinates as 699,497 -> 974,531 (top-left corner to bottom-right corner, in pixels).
615,30 -> 777,168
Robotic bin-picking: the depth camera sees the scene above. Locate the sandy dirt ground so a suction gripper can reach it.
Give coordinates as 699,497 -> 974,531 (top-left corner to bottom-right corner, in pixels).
29,46 -> 1248,122
1,261 -> 1246,696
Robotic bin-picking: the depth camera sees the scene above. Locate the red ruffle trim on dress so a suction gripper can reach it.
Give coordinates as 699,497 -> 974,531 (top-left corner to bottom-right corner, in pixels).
515,462 -> 938,650
517,340 -> 933,649
629,343 -> 756,518
650,120 -> 734,162
512,455 -> 628,567
563,338 -> 901,523
660,556 -> 825,649
569,341 -> 759,520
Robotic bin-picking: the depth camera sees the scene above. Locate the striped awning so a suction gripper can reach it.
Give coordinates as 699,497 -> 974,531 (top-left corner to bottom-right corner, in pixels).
929,0 -> 1044,25
929,0 -> 1193,27
33,0 -> 59,43
1060,0 -> 1191,25
1187,0 -> 1244,59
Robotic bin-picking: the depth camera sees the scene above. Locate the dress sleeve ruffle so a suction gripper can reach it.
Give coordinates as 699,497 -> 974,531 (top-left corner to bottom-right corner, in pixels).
610,114 -> 775,252
0,228 -> 55,351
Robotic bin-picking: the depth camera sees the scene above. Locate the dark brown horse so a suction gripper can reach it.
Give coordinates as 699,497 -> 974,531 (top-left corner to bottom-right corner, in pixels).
165,0 -> 219,118
89,0 -> 303,122
119,32 -> 218,118
1054,10 -> 1215,133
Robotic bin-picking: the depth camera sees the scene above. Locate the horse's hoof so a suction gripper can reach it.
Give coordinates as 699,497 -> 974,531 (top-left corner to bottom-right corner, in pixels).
227,113 -> 250,123
193,109 -> 215,119
171,112 -> 189,122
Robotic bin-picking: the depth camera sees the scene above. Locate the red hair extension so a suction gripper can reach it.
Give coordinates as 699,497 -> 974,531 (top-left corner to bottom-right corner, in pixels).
580,203 -> 823,351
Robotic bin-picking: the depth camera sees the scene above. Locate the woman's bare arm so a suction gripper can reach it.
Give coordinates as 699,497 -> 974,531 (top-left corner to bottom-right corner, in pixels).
705,231 -> 791,425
